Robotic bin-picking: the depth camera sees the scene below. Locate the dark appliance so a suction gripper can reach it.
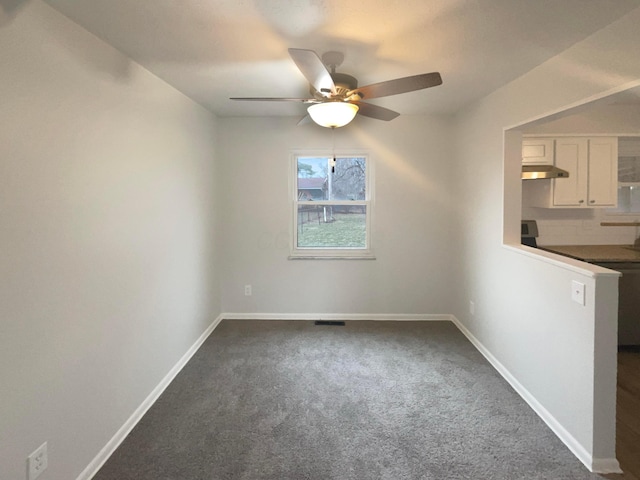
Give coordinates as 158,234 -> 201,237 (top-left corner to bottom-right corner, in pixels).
521,220 -> 539,247
595,262 -> 640,346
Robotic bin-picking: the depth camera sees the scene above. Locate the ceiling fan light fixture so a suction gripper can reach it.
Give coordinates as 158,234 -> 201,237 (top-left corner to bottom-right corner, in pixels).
307,102 -> 359,128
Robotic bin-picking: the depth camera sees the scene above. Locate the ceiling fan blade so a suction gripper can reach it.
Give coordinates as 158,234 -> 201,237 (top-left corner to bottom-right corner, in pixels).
288,48 -> 336,96
230,97 -> 316,103
352,101 -> 400,121
350,72 -> 442,100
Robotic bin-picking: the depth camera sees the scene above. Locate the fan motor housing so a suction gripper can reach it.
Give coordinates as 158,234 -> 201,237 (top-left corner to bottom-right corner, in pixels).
331,73 -> 358,93
310,72 -> 358,98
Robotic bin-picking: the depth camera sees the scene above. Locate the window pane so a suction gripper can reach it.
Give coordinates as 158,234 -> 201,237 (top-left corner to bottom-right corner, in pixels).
297,157 -> 327,200
615,186 -> 632,213
619,156 -> 640,183
297,205 -> 366,248
331,157 -> 366,200
631,185 -> 640,212
609,185 -> 640,214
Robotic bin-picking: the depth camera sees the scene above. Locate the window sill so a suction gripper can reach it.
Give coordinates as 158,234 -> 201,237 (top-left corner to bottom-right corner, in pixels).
288,252 -> 376,260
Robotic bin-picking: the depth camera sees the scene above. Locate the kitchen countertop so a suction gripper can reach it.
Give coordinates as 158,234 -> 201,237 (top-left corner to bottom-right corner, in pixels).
539,244 -> 640,263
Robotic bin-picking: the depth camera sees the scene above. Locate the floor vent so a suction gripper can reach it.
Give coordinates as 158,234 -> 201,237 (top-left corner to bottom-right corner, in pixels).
314,321 -> 346,326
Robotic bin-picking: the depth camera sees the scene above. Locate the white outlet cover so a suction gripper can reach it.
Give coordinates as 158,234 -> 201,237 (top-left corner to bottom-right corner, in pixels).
571,280 -> 586,305
28,442 -> 48,480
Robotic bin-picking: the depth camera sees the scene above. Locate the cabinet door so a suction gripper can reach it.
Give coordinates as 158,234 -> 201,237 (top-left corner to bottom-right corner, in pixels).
522,138 -> 553,164
553,137 -> 588,206
588,137 -> 618,206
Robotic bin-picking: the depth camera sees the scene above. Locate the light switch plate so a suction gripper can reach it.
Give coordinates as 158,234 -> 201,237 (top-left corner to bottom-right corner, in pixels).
571,281 -> 586,305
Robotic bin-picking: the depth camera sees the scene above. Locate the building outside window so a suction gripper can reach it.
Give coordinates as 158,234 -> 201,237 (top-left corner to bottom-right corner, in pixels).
291,153 -> 373,259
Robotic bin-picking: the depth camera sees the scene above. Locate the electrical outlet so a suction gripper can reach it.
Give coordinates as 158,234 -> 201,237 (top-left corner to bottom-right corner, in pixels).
469,301 -> 475,315
27,442 -> 47,480
244,285 -> 252,296
571,280 -> 585,305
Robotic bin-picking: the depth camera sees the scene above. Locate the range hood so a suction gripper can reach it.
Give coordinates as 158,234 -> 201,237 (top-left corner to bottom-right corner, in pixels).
522,165 -> 570,180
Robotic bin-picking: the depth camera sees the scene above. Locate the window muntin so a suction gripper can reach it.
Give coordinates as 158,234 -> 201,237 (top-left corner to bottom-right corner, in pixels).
292,154 -> 372,258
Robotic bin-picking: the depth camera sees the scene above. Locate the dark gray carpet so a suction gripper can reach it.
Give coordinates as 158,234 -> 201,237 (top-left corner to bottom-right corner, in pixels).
94,320 -> 608,480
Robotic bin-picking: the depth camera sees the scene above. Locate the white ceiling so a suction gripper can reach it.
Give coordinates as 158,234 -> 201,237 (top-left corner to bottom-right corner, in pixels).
43,0 -> 640,118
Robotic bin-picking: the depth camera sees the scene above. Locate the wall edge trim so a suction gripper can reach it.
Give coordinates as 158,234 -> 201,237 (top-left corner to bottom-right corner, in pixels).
591,458 -> 623,474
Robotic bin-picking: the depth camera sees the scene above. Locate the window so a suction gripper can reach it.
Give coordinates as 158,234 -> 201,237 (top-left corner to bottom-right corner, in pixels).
606,155 -> 640,215
291,153 -> 373,259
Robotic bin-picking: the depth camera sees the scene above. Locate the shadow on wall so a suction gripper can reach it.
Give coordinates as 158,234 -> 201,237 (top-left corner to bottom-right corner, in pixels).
1,0 -> 133,80
0,0 -> 28,25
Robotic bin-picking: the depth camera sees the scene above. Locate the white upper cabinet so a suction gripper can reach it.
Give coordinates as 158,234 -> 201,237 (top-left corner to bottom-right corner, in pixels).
553,137 -> 588,206
587,137 -> 618,206
522,138 -> 554,165
525,137 -> 618,208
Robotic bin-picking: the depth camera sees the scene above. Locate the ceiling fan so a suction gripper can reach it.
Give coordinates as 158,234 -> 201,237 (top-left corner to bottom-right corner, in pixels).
230,48 -> 443,128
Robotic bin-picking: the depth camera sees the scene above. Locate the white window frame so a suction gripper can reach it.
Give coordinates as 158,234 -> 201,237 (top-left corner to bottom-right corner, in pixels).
605,151 -> 640,215
289,150 -> 374,259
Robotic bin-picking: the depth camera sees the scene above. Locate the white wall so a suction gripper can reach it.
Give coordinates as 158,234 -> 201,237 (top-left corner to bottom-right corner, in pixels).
0,2 -> 220,479
217,115 -> 454,316
451,5 -> 640,471
523,104 -> 640,136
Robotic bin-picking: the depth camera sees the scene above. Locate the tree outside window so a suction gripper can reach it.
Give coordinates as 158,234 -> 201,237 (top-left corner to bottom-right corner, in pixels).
291,154 -> 373,258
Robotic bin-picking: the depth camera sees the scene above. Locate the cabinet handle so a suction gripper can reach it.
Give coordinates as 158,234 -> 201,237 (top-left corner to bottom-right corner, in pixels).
589,200 -> 595,204
579,200 -> 584,203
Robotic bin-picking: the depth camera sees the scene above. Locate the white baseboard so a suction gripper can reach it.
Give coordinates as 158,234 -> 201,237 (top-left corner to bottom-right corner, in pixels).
78,312 -> 619,478
76,314 -> 225,480
221,312 -> 455,322
77,312 -> 446,478
591,458 -> 623,474
449,316 -> 621,474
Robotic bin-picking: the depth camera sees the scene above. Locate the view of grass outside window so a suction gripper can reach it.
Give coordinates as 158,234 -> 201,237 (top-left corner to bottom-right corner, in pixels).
292,154 -> 371,257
